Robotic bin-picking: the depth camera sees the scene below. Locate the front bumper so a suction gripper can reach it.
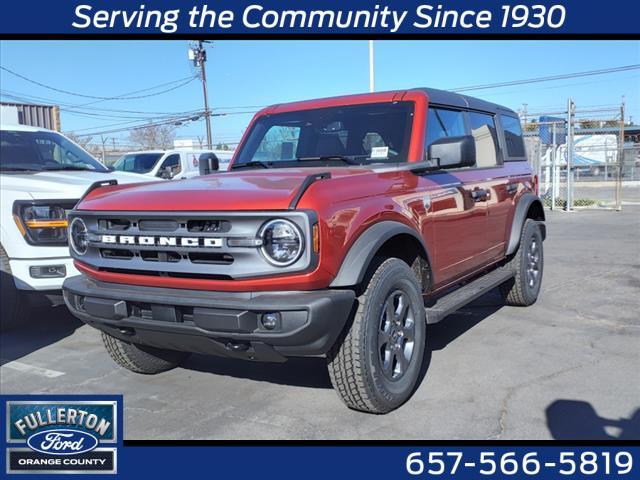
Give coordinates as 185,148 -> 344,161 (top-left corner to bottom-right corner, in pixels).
10,256 -> 78,291
63,275 -> 355,362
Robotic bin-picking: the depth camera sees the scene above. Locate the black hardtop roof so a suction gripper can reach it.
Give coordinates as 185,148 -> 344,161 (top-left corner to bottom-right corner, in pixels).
411,87 -> 519,117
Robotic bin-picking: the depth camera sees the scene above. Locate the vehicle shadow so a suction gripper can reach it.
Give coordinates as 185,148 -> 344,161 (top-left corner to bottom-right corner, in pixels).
427,288 -> 504,352
182,354 -> 333,389
182,289 -> 505,391
413,288 -> 504,398
546,399 -> 640,440
0,304 -> 84,366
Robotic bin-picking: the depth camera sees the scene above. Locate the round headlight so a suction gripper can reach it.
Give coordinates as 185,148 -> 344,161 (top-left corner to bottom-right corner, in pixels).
69,217 -> 88,255
260,219 -> 304,267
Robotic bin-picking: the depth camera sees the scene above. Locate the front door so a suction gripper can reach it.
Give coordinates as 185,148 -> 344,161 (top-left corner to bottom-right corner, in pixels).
422,107 -> 491,287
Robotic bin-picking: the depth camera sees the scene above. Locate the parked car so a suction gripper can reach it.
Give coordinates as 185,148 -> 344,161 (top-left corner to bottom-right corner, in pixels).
0,124 -> 156,329
62,88 -> 546,413
112,149 -> 230,180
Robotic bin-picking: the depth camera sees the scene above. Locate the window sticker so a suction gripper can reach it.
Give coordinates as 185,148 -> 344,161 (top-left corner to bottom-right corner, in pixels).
370,146 -> 389,159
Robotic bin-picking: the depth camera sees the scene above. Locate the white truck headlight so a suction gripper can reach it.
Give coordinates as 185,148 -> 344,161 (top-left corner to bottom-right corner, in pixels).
13,203 -> 69,246
259,219 -> 304,266
69,217 -> 89,255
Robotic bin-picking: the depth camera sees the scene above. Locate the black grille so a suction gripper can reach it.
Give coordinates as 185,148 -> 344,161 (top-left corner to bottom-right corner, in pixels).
187,220 -> 231,233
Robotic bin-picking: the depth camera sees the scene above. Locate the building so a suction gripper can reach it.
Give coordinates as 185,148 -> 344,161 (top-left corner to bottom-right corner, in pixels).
0,102 -> 61,131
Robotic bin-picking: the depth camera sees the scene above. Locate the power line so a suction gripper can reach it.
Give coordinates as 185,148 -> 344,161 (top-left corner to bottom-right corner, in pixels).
0,66 -> 197,100
451,64 -> 640,92
71,110 -> 258,137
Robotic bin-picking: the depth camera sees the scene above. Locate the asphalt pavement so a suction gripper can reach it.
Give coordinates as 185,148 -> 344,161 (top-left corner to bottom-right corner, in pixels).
1,207 -> 639,440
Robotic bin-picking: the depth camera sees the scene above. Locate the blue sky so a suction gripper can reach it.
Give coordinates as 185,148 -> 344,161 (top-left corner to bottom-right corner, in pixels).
1,40 -> 638,147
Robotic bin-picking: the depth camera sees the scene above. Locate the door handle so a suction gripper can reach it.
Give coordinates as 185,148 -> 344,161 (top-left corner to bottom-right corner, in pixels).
470,188 -> 489,201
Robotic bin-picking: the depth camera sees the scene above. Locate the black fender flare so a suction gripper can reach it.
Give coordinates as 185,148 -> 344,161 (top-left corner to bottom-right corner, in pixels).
329,221 -> 431,288
506,193 -> 546,256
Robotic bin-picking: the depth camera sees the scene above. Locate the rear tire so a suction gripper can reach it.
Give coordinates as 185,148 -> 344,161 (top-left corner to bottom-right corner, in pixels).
1,245 -> 29,331
500,219 -> 544,306
327,258 -> 426,414
102,333 -> 190,374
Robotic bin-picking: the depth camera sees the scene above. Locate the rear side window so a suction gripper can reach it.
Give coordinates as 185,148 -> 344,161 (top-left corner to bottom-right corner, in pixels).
468,112 -> 499,167
500,115 -> 526,158
425,108 -> 466,151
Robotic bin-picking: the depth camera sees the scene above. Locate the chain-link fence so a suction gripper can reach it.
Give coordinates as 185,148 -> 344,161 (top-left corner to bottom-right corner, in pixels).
524,101 -> 638,211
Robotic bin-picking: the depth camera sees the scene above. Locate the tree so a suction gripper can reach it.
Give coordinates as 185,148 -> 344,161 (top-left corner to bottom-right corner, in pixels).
65,132 -> 93,148
580,120 -> 599,129
128,122 -> 176,149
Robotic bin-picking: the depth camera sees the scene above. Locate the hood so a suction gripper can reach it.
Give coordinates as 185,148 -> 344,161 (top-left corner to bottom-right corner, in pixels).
78,167 -> 372,211
0,170 -> 159,200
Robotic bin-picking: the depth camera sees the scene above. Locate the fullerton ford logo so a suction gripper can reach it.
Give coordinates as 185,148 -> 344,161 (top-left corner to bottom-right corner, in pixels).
5,397 -> 120,474
101,234 -> 223,248
27,429 -> 99,456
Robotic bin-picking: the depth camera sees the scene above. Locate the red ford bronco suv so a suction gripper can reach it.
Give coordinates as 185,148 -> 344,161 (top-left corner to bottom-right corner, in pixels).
63,88 -> 545,413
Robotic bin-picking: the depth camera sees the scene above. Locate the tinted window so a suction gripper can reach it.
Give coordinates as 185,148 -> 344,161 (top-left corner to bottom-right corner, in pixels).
161,154 -> 180,168
234,102 -> 414,168
501,115 -> 526,158
468,112 -> 499,167
157,154 -> 181,177
114,153 -> 163,173
425,108 -> 466,153
0,130 -> 106,172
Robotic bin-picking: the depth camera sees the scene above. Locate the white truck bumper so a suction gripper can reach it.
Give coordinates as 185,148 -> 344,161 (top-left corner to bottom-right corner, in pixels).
9,256 -> 79,291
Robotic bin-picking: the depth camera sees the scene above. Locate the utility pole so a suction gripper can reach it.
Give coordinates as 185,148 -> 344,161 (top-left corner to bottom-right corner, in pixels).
616,96 -> 625,211
190,41 -> 212,149
369,40 -> 375,93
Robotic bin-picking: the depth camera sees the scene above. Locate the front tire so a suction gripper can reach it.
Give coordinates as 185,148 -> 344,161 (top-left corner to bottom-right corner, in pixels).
102,333 -> 190,374
327,258 -> 427,414
500,218 -> 544,306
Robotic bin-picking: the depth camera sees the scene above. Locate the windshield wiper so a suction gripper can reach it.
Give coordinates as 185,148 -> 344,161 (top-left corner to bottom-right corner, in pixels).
0,167 -> 41,172
231,160 -> 271,170
42,165 -> 96,171
296,155 -> 361,165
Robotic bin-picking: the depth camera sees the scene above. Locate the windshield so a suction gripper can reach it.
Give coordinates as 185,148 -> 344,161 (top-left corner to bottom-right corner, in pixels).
233,102 -> 414,169
113,153 -> 163,174
0,130 -> 107,172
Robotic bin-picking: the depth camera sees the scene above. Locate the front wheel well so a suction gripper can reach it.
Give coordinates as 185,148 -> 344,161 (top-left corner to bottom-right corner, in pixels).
372,234 -> 431,291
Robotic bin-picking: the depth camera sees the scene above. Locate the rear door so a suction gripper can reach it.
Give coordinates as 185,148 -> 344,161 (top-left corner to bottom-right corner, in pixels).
467,110 -> 510,260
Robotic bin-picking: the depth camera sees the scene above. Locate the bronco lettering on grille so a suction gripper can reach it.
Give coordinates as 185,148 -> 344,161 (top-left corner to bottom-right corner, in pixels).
101,235 -> 222,248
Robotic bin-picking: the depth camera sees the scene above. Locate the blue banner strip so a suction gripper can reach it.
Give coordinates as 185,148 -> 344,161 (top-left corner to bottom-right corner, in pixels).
1,0 -> 639,36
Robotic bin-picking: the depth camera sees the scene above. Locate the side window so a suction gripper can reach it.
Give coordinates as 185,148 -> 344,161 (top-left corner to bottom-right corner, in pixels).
158,153 -> 181,177
255,125 -> 301,161
500,115 -> 526,158
468,111 -> 499,167
425,108 -> 466,154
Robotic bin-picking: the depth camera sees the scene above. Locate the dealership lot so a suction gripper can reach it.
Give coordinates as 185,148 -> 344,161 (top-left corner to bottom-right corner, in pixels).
1,207 -> 639,440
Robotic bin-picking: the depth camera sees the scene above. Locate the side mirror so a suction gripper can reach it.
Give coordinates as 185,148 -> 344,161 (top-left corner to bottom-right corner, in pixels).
428,135 -> 476,169
199,153 -> 220,176
159,166 -> 173,179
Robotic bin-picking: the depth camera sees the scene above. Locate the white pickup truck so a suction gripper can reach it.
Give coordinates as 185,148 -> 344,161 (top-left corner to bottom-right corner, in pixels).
111,149 -> 231,179
0,124 -> 155,329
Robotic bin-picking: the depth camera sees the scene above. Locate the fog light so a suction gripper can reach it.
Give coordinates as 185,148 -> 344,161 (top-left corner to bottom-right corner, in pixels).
261,312 -> 280,330
29,265 -> 66,279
